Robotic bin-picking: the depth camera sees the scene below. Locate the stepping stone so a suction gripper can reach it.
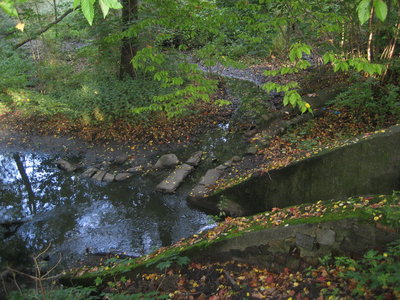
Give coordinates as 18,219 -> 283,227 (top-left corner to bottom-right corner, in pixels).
103,173 -> 115,183
92,170 -> 107,182
156,164 -> 194,194
186,151 -> 203,167
115,173 -> 133,182
81,167 -> 98,178
198,169 -> 223,186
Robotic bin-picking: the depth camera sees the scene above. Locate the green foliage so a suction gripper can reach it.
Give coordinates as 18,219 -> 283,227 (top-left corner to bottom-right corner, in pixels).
73,0 -> 122,25
364,192 -> 400,229
357,0 -> 388,25
334,240 -> 400,298
132,50 -> 218,118
263,44 -> 313,113
8,286 -> 97,300
0,0 -> 21,16
331,76 -> 400,119
0,46 -> 32,91
146,253 -> 190,271
102,291 -> 169,300
322,53 -> 385,75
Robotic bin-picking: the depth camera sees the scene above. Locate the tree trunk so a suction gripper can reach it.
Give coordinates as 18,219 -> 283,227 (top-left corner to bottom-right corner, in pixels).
367,6 -> 375,62
119,0 -> 138,79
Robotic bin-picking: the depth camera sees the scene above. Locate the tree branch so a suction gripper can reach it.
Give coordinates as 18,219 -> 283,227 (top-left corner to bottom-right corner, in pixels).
14,7 -> 75,50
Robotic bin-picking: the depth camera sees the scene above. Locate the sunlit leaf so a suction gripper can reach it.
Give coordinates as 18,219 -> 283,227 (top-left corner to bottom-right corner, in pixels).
373,0 -> 387,22
357,0 -> 371,25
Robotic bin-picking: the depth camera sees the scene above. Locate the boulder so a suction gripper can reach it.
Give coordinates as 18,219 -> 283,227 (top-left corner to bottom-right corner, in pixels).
112,154 -> 129,165
186,151 -> 203,167
156,164 -> 194,193
154,154 -> 179,169
56,159 -> 79,172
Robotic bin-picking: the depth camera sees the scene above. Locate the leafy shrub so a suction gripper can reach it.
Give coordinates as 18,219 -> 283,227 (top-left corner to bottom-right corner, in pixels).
0,47 -> 33,91
335,240 -> 400,298
331,75 -> 400,119
8,286 -> 97,300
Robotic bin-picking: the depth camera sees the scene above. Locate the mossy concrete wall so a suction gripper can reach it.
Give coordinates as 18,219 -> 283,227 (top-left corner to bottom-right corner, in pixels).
197,218 -> 399,272
190,125 -> 400,215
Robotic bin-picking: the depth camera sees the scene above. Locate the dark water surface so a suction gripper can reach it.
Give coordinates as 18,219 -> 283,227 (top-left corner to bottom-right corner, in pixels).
0,151 -> 215,267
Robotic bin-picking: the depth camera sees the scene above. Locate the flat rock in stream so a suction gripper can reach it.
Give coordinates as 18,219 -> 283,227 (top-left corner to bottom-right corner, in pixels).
103,173 -> 115,183
115,172 -> 133,182
189,168 -> 224,199
156,164 -> 194,194
81,167 -> 98,178
92,170 -> 107,182
199,168 -> 224,186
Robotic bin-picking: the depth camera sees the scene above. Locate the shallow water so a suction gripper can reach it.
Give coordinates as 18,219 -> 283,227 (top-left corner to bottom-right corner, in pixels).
0,152 -> 215,267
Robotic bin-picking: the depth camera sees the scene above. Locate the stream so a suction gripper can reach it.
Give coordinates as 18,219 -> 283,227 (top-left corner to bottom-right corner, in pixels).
0,151 -> 216,267
0,66 -> 273,271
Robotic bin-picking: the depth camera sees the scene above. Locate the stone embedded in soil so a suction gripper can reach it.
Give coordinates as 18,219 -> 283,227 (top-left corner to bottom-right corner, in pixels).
92,170 -> 107,182
81,167 -> 98,178
223,160 -> 233,167
244,128 -> 258,137
156,163 -> 194,194
154,154 -> 180,169
216,164 -> 228,171
245,146 -> 258,155
231,156 -> 242,163
55,159 -> 79,172
185,151 -> 203,167
115,173 -> 133,182
112,154 -> 129,165
103,173 -> 115,183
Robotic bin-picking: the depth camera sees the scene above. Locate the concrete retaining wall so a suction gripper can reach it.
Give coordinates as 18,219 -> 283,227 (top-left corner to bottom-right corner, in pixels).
189,125 -> 400,215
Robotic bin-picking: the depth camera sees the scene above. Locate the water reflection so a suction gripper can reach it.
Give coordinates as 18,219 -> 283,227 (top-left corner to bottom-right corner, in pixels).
0,152 -> 214,267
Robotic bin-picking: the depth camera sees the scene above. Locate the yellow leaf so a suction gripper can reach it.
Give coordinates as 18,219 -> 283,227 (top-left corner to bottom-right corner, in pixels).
15,22 -> 25,32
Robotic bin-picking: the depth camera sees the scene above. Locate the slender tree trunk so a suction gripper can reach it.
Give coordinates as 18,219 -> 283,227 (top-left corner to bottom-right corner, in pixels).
119,0 -> 138,79
367,6 -> 375,62
53,0 -> 58,37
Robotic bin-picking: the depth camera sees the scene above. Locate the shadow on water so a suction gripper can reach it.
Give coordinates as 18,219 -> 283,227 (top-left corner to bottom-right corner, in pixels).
0,152 -> 216,269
